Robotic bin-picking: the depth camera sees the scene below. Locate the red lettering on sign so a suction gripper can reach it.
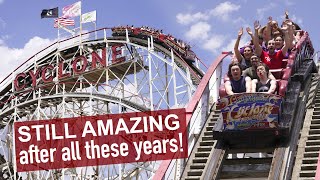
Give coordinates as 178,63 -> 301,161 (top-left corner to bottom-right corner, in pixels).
72,56 -> 88,74
41,65 -> 54,83
14,73 -> 26,91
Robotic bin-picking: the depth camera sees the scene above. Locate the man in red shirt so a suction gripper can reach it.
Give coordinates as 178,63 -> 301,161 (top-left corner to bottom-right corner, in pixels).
251,20 -> 290,69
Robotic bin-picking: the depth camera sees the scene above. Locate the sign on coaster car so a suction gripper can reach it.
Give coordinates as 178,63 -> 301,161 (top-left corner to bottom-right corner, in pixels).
218,93 -> 282,130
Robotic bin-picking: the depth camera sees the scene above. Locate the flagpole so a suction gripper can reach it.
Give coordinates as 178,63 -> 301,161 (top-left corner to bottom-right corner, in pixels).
95,10 -> 97,39
94,22 -> 97,39
80,8 -> 83,55
58,19 -> 60,41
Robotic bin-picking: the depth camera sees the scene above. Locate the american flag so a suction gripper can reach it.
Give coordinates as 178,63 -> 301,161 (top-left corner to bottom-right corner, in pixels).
54,18 -> 75,28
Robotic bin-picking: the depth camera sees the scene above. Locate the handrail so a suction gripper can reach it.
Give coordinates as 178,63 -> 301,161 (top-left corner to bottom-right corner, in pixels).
316,152 -> 320,179
292,31 -> 314,75
152,52 -> 231,180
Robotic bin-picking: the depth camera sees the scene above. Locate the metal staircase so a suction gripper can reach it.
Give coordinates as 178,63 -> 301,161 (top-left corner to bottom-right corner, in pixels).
181,108 -> 220,180
292,73 -> 320,180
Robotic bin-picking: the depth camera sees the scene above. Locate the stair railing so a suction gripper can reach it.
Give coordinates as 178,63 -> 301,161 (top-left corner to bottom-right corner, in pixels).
292,31 -> 314,75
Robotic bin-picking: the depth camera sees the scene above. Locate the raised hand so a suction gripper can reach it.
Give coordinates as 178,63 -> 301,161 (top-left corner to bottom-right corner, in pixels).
281,24 -> 288,33
285,11 -> 289,19
246,27 -> 253,36
268,16 -> 272,24
238,27 -> 243,37
254,20 -> 261,31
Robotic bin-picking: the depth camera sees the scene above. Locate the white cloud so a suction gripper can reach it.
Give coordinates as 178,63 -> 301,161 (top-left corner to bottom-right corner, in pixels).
210,1 -> 240,21
0,0 -> 4,5
232,17 -> 246,24
176,12 -> 209,25
203,35 -> 227,53
0,36 -> 55,80
256,3 -> 276,20
0,30 -> 93,80
222,39 -> 237,52
24,37 -> 52,53
185,22 -> 211,40
176,2 -> 243,54
176,1 -> 241,25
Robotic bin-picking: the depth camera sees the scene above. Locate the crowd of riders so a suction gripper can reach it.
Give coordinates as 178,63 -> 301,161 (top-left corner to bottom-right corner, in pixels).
112,25 -> 192,51
225,12 -> 302,95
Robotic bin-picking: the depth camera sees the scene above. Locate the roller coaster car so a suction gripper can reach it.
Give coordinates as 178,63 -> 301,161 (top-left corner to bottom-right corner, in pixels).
111,27 -> 197,65
185,50 -> 196,64
213,59 -> 293,149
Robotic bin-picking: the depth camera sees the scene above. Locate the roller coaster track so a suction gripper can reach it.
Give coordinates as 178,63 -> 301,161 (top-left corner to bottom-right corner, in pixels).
0,92 -> 148,124
0,27 -> 203,179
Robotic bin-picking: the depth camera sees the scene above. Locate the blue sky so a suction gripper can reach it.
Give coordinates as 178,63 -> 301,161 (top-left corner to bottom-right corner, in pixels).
0,0 -> 319,79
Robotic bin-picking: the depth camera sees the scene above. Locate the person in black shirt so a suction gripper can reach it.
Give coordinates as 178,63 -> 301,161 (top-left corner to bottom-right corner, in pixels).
251,63 -> 277,94
225,62 -> 251,95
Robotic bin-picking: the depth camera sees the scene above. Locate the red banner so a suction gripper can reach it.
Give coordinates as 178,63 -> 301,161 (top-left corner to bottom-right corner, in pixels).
14,108 -> 187,172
